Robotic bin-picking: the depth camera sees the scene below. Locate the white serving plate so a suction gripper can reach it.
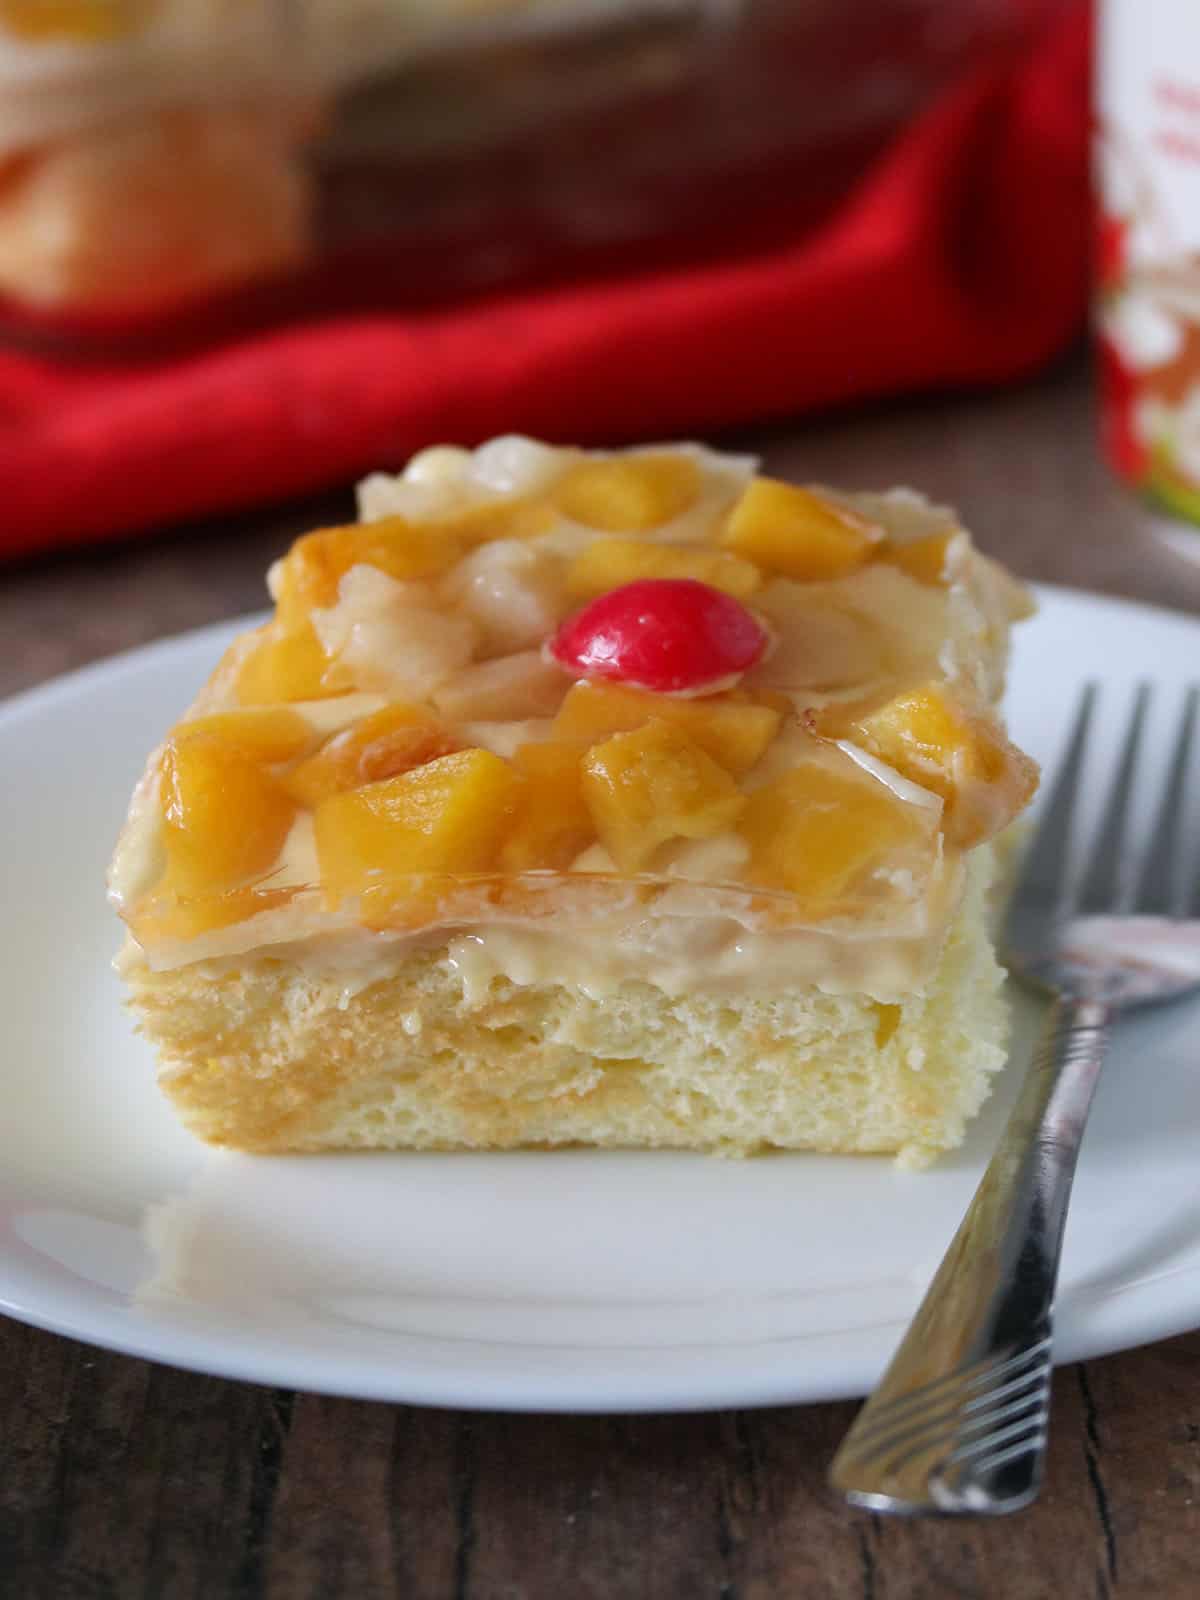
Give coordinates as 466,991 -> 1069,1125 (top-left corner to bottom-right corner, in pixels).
1,585 -> 1198,1411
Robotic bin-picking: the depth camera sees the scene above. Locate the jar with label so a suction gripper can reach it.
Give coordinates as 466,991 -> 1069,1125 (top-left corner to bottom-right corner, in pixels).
1097,0 -> 1200,535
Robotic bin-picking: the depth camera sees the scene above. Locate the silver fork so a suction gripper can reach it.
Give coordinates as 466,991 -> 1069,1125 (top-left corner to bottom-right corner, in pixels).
829,682 -> 1200,1516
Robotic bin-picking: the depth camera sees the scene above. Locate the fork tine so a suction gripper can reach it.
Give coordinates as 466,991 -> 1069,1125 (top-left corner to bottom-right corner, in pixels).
1135,686 -> 1198,916
1004,683 -> 1097,946
1076,683 -> 1151,915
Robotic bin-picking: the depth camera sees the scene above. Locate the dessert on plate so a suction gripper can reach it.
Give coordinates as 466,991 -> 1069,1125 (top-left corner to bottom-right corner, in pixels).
109,437 -> 1038,1166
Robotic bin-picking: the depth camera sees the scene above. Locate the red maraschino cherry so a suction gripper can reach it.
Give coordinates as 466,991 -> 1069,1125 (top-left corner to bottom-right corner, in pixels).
548,578 -> 769,695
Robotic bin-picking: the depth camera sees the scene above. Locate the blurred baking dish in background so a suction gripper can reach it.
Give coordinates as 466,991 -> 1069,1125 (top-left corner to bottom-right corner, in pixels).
0,0 -> 1065,345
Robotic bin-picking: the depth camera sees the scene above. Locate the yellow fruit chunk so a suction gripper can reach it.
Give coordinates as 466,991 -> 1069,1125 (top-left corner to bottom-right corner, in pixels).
236,623 -> 349,705
873,531 -> 957,586
159,735 -> 297,897
273,517 -> 464,626
740,762 -> 928,913
314,748 -> 522,911
554,680 -> 780,776
566,538 -> 761,601
174,707 -> 313,764
581,721 -> 744,872
0,0 -> 155,40
428,498 -> 557,547
282,702 -> 461,808
552,454 -> 702,532
812,683 -> 1038,848
721,480 -> 882,580
500,742 -> 594,871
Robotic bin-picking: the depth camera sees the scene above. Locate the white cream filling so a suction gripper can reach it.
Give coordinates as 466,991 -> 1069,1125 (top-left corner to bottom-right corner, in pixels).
119,858 -> 962,1004
440,913 -> 949,1006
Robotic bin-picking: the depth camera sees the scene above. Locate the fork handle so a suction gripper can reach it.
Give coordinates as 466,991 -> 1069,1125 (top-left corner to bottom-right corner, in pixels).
829,995 -> 1111,1515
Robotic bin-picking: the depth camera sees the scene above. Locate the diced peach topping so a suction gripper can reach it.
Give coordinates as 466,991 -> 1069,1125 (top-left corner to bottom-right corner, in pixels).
132,444 -> 1040,946
281,702 -> 461,808
313,748 -> 522,909
873,532 -> 957,586
566,539 -> 761,602
159,734 -> 297,898
552,454 -> 702,532
721,480 -> 883,580
581,721 -> 744,872
236,622 -> 350,705
740,760 -> 932,913
500,742 -> 595,871
426,498 -> 557,547
554,680 -> 781,776
174,707 -> 314,764
273,517 -> 465,626
809,683 -> 1038,848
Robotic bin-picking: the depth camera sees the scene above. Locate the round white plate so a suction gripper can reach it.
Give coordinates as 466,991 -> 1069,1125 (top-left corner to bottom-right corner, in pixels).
2,586 -> 1199,1412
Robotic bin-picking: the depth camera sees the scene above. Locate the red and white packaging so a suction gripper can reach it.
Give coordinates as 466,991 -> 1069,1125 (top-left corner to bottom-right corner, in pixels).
1097,0 -> 1200,527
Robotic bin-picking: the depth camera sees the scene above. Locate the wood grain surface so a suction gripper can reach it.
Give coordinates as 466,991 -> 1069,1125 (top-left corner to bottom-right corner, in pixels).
2,354 -> 1200,1600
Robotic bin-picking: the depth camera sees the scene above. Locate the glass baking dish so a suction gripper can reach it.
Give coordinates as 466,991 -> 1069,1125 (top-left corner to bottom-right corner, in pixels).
0,0 -> 1057,351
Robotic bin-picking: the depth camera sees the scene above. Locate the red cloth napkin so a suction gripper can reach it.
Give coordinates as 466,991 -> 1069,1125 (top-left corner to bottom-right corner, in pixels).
0,2 -> 1089,562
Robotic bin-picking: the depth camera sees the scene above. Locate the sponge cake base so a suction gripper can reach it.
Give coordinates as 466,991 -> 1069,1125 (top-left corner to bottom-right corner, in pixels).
122,847 -> 1007,1169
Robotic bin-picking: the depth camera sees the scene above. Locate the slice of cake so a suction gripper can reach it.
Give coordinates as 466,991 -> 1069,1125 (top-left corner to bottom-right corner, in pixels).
109,438 -> 1037,1166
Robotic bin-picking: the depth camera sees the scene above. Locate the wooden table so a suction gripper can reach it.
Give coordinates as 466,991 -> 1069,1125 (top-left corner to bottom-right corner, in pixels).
3,355 -> 1200,1599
